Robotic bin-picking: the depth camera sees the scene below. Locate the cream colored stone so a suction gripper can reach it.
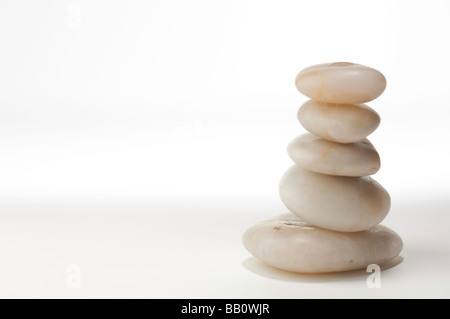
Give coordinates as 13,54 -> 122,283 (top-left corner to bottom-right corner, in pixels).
287,134 -> 380,176
279,165 -> 390,232
298,100 -> 380,143
242,213 -> 403,273
295,62 -> 386,104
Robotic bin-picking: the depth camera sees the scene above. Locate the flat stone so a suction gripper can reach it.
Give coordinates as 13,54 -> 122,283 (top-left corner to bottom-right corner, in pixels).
242,213 -> 403,273
295,62 -> 387,104
298,100 -> 380,143
287,134 -> 380,176
279,165 -> 390,232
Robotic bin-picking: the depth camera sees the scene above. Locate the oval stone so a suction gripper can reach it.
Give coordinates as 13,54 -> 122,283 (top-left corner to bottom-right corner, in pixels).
279,165 -> 390,232
287,134 -> 380,176
242,214 -> 403,273
298,100 -> 380,143
295,62 -> 387,104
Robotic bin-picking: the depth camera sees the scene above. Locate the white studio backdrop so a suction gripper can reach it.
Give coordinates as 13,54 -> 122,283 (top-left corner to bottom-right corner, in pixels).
1,0 -> 449,203
0,0 -> 450,298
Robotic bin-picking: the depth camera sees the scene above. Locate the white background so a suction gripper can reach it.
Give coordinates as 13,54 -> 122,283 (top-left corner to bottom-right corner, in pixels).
0,0 -> 449,298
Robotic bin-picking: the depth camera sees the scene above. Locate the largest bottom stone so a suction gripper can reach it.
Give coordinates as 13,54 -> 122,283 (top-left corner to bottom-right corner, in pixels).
243,213 -> 403,273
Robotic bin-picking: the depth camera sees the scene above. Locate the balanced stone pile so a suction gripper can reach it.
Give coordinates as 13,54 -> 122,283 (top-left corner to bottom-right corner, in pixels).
243,62 -> 403,273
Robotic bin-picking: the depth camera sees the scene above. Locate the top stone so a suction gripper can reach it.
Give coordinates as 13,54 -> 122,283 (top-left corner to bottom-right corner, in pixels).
295,62 -> 387,104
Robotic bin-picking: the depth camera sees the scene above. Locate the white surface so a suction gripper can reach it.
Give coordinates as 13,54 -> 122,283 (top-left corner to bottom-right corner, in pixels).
0,198 -> 449,298
1,0 -> 450,298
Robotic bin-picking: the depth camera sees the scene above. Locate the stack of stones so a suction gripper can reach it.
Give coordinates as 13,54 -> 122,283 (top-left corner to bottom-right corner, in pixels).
243,62 -> 403,273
